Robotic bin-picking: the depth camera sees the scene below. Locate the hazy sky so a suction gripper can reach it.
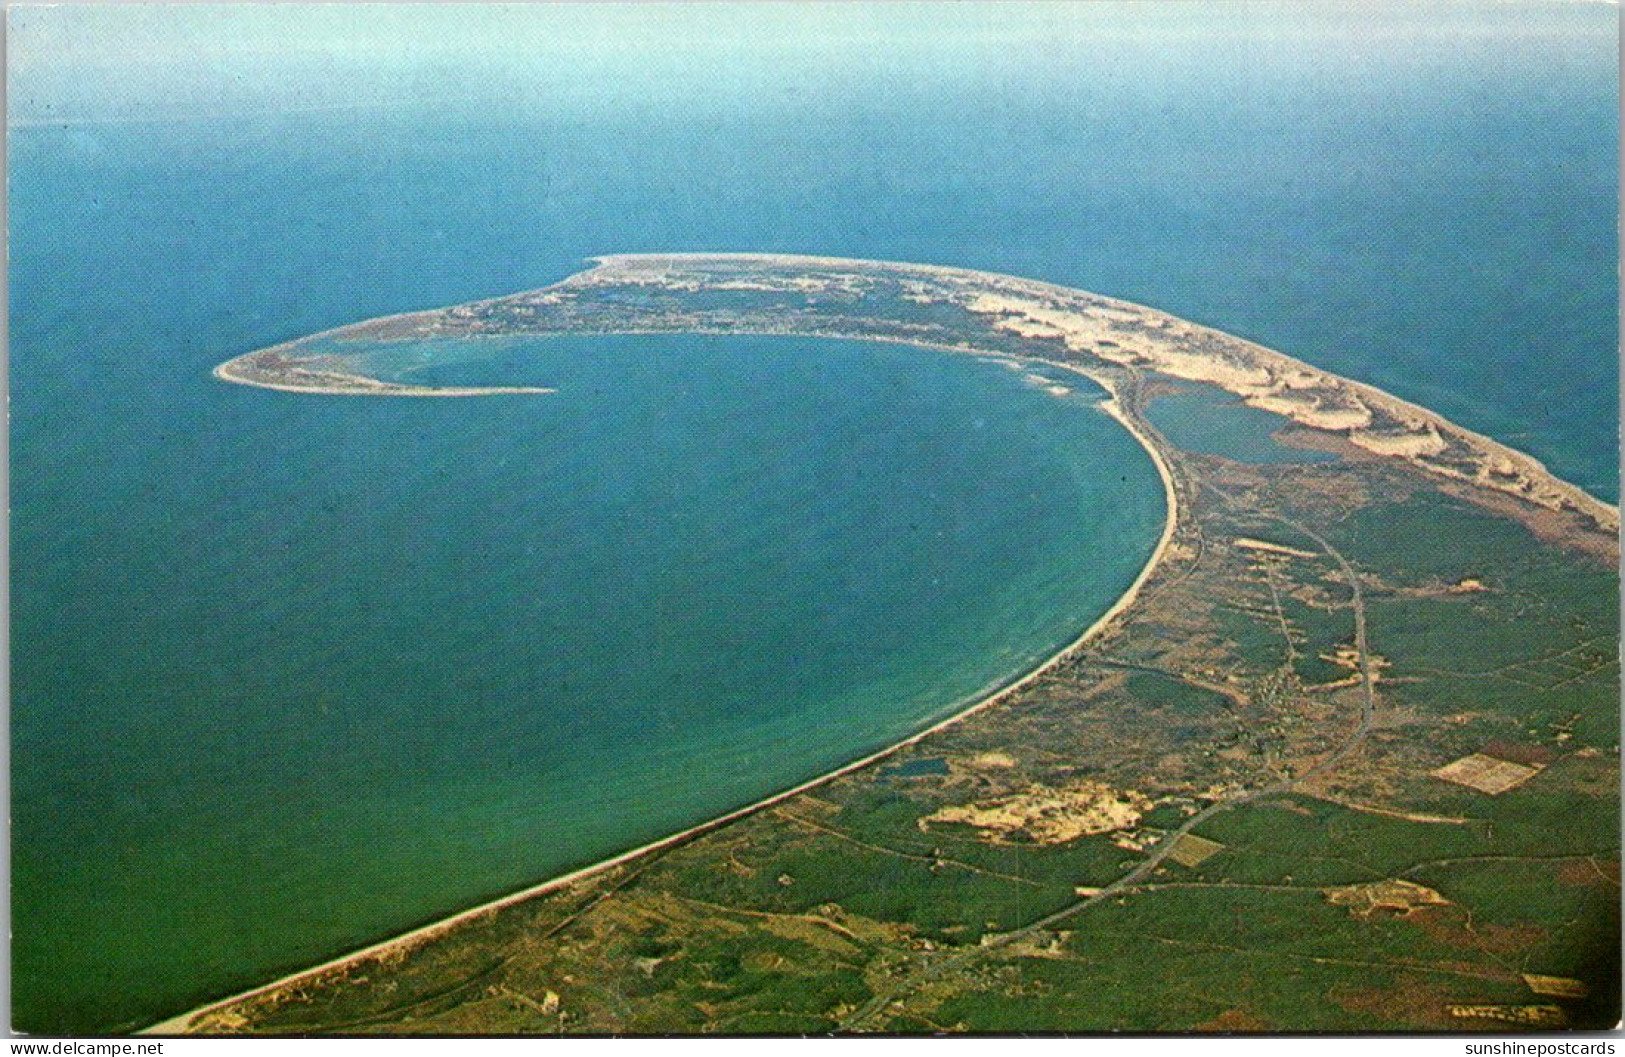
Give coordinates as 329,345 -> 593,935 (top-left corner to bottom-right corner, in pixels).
10,3 -> 1617,126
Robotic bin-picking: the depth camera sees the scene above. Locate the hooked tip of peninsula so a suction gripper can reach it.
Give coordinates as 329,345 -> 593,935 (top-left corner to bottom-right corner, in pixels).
214,351 -> 555,397
212,252 -> 1614,533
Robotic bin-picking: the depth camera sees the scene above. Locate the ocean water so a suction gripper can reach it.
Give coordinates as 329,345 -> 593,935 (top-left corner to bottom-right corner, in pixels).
9,2 -> 1617,1033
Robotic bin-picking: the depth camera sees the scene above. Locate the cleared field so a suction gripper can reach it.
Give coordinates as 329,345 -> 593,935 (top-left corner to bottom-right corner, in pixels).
1433,754 -> 1542,795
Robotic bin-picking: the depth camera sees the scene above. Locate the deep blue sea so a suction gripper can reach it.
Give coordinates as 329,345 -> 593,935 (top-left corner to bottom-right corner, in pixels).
9,2 -> 1617,1033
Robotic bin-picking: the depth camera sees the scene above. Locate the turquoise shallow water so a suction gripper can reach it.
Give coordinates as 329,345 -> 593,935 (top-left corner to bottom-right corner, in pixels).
9,1 -> 1617,1033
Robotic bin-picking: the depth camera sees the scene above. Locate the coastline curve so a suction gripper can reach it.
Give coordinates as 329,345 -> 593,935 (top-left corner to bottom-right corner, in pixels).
155,251 -> 1615,1033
